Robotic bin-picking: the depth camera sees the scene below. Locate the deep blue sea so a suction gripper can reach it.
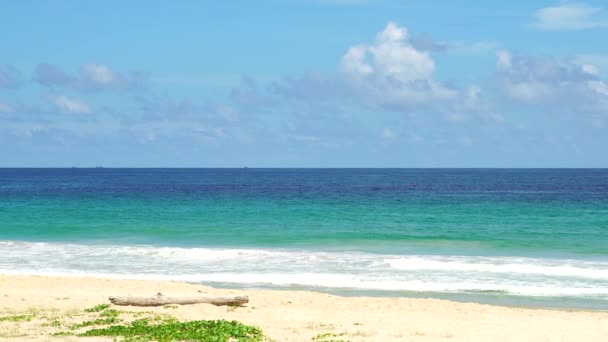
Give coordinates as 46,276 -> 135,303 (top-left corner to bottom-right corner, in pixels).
1,168 -> 607,309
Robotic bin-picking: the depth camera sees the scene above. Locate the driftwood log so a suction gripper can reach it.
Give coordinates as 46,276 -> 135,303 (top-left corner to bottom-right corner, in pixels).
109,293 -> 249,307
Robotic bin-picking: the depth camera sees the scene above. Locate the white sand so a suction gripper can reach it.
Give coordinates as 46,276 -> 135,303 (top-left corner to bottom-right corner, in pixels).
1,275 -> 607,341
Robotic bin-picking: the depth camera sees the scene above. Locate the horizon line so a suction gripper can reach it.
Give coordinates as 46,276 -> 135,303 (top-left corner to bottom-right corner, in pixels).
1,167 -> 608,170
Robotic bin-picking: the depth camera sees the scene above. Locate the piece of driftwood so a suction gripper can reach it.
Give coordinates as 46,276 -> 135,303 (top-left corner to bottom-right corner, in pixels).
109,292 -> 248,307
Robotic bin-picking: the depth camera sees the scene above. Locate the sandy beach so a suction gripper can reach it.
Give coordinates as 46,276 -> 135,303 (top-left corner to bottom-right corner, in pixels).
0,275 -> 606,341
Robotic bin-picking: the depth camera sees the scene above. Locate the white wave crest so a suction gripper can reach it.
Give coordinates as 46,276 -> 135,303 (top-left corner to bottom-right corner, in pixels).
383,256 -> 608,280
1,240 -> 607,298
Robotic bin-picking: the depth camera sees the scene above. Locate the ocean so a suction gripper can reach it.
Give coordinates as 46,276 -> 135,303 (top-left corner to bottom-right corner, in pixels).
1,168 -> 607,309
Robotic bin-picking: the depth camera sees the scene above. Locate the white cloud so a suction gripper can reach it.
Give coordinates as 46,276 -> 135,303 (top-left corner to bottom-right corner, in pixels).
581,64 -> 599,76
496,50 -> 512,68
341,45 -> 373,76
230,22 -> 479,120
35,63 -> 146,91
495,50 -> 608,112
589,80 -> 608,96
576,54 -> 608,76
340,21 -> 459,107
342,22 -> 435,82
82,64 -> 115,85
464,85 -> 483,108
533,2 -> 608,31
503,81 -> 555,102
49,95 -> 92,114
78,63 -> 145,90
372,22 -> 435,82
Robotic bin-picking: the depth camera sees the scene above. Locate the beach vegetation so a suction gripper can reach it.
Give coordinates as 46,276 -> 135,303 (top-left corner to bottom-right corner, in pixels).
41,320 -> 58,327
132,317 -> 152,326
1,302 -> 264,341
69,317 -> 122,330
100,308 -> 122,318
312,332 -> 348,342
163,304 -> 178,309
133,310 -> 154,317
79,319 -> 263,341
0,314 -> 33,322
84,303 -> 110,312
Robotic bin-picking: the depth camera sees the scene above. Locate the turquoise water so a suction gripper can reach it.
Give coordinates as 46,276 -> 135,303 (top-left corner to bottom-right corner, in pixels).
1,168 -> 607,309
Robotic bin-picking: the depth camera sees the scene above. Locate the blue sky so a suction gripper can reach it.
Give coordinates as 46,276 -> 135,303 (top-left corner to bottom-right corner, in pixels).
1,0 -> 608,167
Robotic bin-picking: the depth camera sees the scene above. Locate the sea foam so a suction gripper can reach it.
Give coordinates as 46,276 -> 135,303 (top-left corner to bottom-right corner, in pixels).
2,240 -> 608,298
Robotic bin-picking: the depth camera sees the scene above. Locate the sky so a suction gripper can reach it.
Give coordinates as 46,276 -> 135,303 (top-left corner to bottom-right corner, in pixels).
1,0 -> 608,167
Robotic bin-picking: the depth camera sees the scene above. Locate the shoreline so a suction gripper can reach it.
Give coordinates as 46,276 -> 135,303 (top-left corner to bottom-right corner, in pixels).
1,275 -> 607,341
4,239 -> 608,310
207,282 -> 608,313
4,267 -> 608,312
